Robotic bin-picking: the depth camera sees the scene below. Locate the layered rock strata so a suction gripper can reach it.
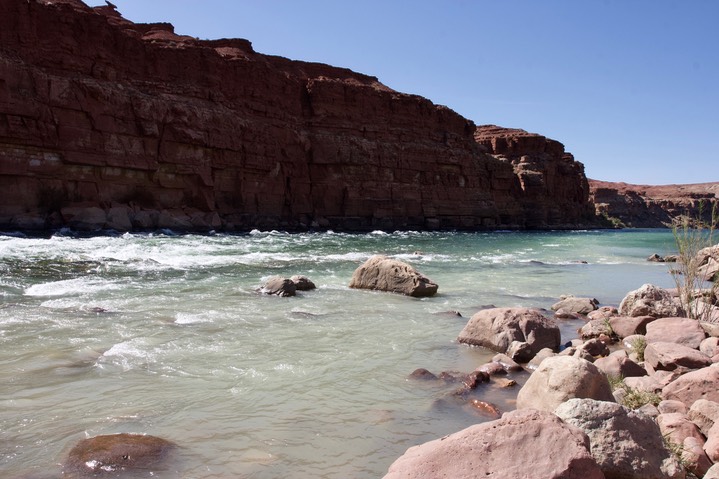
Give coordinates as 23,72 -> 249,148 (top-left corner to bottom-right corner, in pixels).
0,0 -> 596,232
590,180 -> 719,228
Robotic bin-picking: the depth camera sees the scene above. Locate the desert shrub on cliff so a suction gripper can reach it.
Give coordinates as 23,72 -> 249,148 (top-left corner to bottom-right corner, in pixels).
671,201 -> 719,321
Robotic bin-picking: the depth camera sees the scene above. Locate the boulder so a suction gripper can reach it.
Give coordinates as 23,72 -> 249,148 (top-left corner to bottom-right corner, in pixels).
619,284 -> 685,318
656,412 -> 706,449
662,363 -> 719,407
608,315 -> 655,338
63,433 -> 175,476
554,398 -> 684,479
645,317 -> 706,349
681,436 -> 712,478
587,306 -> 619,321
348,255 -> 437,297
551,296 -> 599,315
516,356 -> 614,412
457,308 -> 560,360
700,337 -> 719,357
593,354 -> 646,378
576,338 -> 610,357
259,276 -> 296,297
704,421 -> 719,463
696,244 -> 719,281
644,341 -> 712,374
705,463 -> 719,479
579,319 -> 613,340
383,409 -> 603,479
290,275 -> 316,291
657,400 -> 688,415
687,399 -> 719,436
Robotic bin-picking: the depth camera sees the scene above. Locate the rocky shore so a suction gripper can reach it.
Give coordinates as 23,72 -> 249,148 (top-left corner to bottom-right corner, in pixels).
383,247 -> 719,479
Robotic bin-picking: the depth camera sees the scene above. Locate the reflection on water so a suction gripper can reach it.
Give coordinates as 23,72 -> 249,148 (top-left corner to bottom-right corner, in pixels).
0,229 -> 676,477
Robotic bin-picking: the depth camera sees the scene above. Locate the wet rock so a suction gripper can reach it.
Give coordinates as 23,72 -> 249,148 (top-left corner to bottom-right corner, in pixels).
491,353 -> 523,372
662,363 -> 719,407
348,255 -> 437,297
467,399 -> 502,418
457,307 -> 560,361
408,368 -> 437,381
554,398 -> 684,479
491,377 -> 517,388
258,276 -> 296,297
644,341 -> 711,374
526,347 -> 556,370
645,317 -> 706,349
383,409 -> 603,479
475,361 -> 507,376
619,284 -> 684,318
648,253 -> 666,262
290,275 -> 316,291
551,295 -> 599,315
63,433 -> 175,477
516,356 -> 614,412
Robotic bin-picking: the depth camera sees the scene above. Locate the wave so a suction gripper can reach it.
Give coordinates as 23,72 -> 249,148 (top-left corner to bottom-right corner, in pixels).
24,277 -> 122,297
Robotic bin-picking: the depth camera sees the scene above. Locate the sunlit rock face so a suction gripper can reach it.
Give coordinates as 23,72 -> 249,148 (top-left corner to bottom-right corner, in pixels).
0,0 -> 597,232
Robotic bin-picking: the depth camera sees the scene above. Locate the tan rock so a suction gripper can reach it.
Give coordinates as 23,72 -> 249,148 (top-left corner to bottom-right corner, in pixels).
516,356 -> 614,412
687,399 -> 719,436
349,255 -> 437,297
619,284 -> 684,318
554,398 -> 684,479
458,307 -> 560,360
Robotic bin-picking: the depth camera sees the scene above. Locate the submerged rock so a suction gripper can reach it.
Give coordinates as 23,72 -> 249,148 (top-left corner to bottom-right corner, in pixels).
63,433 -> 175,477
349,255 -> 438,297
259,276 -> 296,297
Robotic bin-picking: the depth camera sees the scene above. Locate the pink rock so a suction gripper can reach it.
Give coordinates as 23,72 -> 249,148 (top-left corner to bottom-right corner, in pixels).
645,317 -> 706,349
594,354 -> 646,378
656,412 -> 705,448
644,341 -> 712,374
383,409 -> 603,479
700,337 -> 719,357
348,256 -> 437,297
608,315 -> 655,338
662,364 -> 719,407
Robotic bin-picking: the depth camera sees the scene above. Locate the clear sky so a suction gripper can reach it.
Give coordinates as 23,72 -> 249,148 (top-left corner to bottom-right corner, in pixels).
85,0 -> 718,185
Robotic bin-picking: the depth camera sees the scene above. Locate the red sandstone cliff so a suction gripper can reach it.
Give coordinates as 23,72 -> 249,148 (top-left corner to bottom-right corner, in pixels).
0,0 -> 597,232
589,180 -> 719,228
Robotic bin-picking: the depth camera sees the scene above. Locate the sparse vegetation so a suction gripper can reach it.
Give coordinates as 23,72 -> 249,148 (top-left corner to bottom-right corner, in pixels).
670,201 -> 719,321
629,336 -> 647,362
607,374 -> 661,410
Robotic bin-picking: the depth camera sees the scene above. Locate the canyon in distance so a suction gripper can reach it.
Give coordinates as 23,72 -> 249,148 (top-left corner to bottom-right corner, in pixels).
0,0 -> 715,234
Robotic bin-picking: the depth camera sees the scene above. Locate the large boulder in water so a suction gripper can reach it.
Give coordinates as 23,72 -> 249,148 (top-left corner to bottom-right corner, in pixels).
348,255 -> 438,297
383,408 -> 603,479
63,433 -> 175,477
457,307 -> 560,360
259,276 -> 297,297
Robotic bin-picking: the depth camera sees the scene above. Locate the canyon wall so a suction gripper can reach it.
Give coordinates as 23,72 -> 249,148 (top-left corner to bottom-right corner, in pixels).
0,0 -> 597,232
590,180 -> 719,228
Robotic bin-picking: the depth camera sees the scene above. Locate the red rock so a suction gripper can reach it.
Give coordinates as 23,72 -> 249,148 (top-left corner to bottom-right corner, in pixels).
0,0 -> 597,232
608,315 -> 655,338
590,179 -> 719,228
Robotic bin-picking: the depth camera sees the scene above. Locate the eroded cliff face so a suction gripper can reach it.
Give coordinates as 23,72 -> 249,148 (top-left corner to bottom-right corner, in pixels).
0,0 -> 597,232
589,180 -> 719,228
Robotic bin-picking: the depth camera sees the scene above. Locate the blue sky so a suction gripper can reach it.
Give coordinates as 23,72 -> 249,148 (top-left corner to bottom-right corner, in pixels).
86,0 -> 718,185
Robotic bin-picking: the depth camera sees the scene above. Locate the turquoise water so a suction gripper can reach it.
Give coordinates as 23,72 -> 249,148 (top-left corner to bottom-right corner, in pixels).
0,229 -> 678,478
